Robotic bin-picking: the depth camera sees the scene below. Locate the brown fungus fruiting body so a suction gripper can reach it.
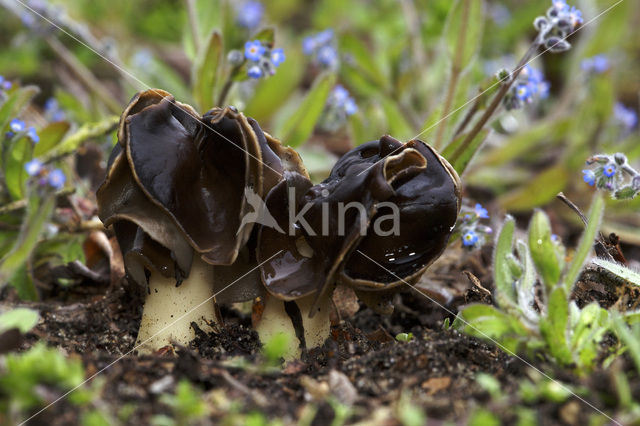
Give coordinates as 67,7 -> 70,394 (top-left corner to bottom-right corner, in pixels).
98,89 -> 461,359
97,89 -> 303,351
255,135 -> 461,357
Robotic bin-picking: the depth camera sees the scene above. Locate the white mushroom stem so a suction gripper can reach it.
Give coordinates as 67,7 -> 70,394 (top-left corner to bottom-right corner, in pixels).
255,293 -> 331,360
135,257 -> 218,353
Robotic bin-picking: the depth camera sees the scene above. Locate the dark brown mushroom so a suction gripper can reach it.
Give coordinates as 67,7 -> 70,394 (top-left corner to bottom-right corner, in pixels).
97,89 -> 298,351
254,135 -> 460,357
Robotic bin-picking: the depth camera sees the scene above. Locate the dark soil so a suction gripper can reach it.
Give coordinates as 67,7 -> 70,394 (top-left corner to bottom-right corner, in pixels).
4,247 -> 637,425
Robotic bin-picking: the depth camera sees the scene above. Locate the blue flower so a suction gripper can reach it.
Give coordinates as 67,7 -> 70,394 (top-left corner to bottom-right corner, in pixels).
48,169 -> 66,190
24,159 -> 43,176
314,29 -> 334,46
614,103 -> 638,130
236,1 -> 263,29
332,85 -> 349,104
26,127 -> 39,143
581,54 -> 609,74
538,81 -> 550,99
582,169 -> 595,186
271,48 -> 285,67
44,98 -> 66,122
551,0 -> 569,12
462,230 -> 479,247
0,76 -> 8,91
592,55 -> 609,73
10,118 -> 25,133
244,40 -> 265,62
568,6 -> 583,27
344,98 -> 358,116
302,29 -> 339,69
515,84 -> 532,102
474,203 -> 489,219
603,163 -> 616,178
302,36 -> 317,55
328,85 -> 357,116
317,45 -> 338,68
132,49 -> 153,69
247,65 -> 263,79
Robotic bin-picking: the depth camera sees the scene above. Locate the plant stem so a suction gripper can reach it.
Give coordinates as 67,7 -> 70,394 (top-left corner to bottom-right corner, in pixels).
216,65 -> 243,106
434,0 -> 470,149
450,42 -> 539,164
186,0 -> 201,54
452,98 -> 479,138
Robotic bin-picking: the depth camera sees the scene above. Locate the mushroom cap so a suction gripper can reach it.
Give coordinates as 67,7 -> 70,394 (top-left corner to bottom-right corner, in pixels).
338,136 -> 461,291
98,89 -> 302,292
256,137 -> 431,304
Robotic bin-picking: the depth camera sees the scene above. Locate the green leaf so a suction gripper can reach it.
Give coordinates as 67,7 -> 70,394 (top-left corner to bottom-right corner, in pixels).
614,185 -> 638,200
562,192 -> 604,292
455,304 -> 527,344
612,315 -> 640,374
0,307 -> 39,333
4,136 -> 32,200
571,303 -> 609,370
42,115 -> 119,161
500,165 -> 569,211
493,215 -> 516,305
592,258 -> 640,287
379,98 -> 413,141
339,34 -> 388,90
192,31 -> 223,111
9,264 -> 37,301
441,128 -> 489,174
0,85 -> 39,131
515,240 -> 538,324
539,286 -> 572,366
33,122 -> 71,157
482,118 -> 571,167
244,52 -> 303,122
0,191 -> 56,297
444,0 -> 485,71
252,27 -> 275,46
468,408 -> 499,426
279,73 -> 336,148
528,210 -> 563,292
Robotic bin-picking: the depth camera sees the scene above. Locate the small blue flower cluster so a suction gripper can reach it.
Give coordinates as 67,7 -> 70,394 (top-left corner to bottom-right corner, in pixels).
533,0 -> 583,52
6,118 -> 39,143
235,1 -> 264,30
302,29 -> 339,70
503,65 -> 550,110
582,153 -> 639,199
455,203 -> 493,250
0,75 -> 12,92
23,159 -> 66,190
319,85 -> 358,132
241,40 -> 285,79
613,103 -> 638,131
43,98 -> 66,122
581,54 -> 609,74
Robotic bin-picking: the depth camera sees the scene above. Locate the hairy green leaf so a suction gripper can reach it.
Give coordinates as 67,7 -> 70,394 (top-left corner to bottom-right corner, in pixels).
539,286 -> 572,366
0,308 -> 39,333
0,86 -> 39,132
493,215 -> 516,305
445,0 -> 485,72
279,73 -> 336,148
33,122 -> 71,158
441,128 -> 489,174
192,30 -> 222,111
528,210 -> 563,292
562,192 -> 604,292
